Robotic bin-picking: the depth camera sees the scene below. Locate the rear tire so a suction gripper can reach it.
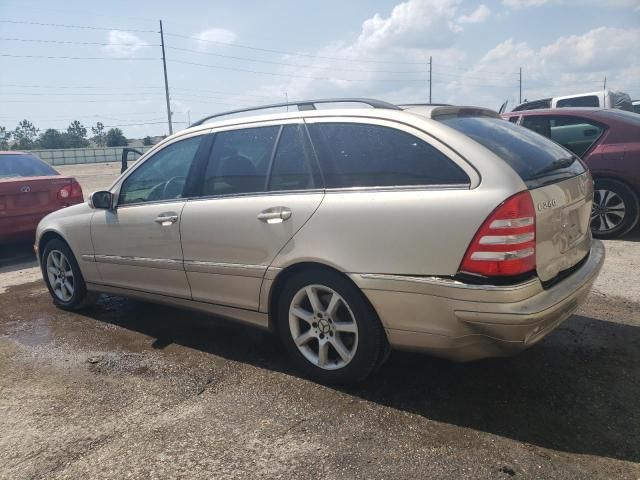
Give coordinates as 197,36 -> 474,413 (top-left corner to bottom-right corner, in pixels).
42,238 -> 95,310
591,178 -> 639,239
276,269 -> 387,384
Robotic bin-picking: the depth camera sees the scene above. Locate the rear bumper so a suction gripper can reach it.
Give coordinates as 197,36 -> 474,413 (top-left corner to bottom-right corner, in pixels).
0,213 -> 43,242
351,239 -> 605,361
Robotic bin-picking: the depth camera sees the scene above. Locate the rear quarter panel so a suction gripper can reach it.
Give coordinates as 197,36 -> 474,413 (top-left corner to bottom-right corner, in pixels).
270,186 -> 523,275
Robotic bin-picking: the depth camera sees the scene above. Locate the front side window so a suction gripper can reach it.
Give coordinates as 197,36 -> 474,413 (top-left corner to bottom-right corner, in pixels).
307,122 -> 469,188
202,126 -> 278,196
119,135 -> 203,205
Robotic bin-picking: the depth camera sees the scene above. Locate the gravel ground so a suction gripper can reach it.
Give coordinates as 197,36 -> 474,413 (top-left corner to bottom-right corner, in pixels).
0,162 -> 639,479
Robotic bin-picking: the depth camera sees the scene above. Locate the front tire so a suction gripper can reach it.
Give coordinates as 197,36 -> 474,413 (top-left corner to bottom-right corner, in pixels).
591,179 -> 639,239
277,269 -> 387,384
42,238 -> 94,310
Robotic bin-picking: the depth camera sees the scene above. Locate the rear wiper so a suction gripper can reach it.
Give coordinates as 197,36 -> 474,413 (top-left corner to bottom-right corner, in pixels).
531,157 -> 576,177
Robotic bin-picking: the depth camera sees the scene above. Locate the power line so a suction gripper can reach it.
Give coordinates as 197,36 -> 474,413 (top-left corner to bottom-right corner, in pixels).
165,46 -> 426,74
169,58 -> 426,82
0,19 -> 156,34
163,32 -> 429,66
0,83 -> 165,90
0,54 -> 157,60
0,37 -> 159,47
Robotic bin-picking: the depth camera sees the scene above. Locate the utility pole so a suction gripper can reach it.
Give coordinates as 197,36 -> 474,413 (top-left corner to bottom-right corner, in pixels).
159,20 -> 173,135
428,56 -> 432,104
519,67 -> 522,104
187,109 -> 191,125
603,76 -> 607,91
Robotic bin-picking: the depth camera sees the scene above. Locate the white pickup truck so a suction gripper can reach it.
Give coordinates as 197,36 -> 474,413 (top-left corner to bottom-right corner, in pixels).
512,89 -> 633,112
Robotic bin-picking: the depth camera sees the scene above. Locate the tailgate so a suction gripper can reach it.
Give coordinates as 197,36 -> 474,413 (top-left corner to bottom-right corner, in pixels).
0,176 -> 71,219
530,172 -> 593,282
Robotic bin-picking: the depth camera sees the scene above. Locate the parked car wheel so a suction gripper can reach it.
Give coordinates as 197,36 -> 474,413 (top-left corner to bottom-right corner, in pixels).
591,178 -> 640,239
277,269 -> 387,384
42,238 -> 94,310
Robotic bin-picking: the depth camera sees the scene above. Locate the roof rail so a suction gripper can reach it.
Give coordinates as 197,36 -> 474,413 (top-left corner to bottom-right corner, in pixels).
397,103 -> 452,107
189,98 -> 401,127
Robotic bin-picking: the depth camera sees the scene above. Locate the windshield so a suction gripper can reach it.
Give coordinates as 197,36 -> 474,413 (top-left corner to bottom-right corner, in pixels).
438,116 -> 585,188
0,154 -> 58,179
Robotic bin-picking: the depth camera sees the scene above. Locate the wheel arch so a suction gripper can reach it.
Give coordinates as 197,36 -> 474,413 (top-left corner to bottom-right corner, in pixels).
591,173 -> 640,197
266,261 -> 384,335
38,230 -> 72,263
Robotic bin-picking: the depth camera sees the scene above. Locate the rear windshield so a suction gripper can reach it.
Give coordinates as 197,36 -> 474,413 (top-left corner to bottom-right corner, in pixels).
438,116 -> 585,188
0,154 -> 58,179
595,109 -> 640,126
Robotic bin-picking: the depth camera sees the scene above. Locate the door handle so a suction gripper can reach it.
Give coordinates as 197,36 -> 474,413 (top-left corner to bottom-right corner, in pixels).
257,207 -> 292,224
154,214 -> 178,226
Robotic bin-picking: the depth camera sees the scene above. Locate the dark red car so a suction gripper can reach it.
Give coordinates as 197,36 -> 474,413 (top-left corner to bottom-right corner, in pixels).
502,108 -> 640,238
0,152 -> 84,243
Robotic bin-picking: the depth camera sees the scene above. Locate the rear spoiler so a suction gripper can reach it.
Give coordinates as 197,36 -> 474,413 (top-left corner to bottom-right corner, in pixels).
429,106 -> 501,120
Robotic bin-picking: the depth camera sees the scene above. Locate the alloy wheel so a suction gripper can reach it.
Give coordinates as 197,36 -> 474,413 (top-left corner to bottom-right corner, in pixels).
591,189 -> 626,233
288,284 -> 358,370
46,250 -> 75,302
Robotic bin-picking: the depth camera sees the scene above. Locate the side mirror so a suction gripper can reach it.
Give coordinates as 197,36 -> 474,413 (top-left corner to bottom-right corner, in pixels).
89,191 -> 113,210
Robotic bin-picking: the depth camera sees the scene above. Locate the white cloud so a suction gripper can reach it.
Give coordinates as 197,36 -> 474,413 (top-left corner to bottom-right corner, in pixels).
247,1 -> 638,111
503,0 -> 640,8
193,28 -> 237,50
457,4 -> 491,23
502,0 -> 548,7
103,31 -> 148,58
450,26 -> 640,107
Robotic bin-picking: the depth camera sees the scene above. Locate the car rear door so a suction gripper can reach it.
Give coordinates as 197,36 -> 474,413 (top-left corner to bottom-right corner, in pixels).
180,120 -> 324,310
90,132 -> 209,298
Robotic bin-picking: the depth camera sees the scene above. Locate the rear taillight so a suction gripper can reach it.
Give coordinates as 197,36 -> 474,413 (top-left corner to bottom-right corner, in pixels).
57,180 -> 83,202
459,191 -> 536,277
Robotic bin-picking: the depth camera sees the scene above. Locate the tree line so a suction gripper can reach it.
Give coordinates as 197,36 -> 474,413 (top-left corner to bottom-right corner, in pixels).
0,120 -> 153,150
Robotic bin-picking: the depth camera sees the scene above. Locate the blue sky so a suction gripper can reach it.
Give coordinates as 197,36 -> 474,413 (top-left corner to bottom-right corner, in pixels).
1,0 -> 639,138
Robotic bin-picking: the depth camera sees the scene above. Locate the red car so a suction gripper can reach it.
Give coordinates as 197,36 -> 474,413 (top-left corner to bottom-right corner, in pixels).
502,108 -> 640,238
0,151 -> 84,243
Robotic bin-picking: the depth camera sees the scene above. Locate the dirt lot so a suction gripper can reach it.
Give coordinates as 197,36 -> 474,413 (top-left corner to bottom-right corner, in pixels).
1,163 -> 639,479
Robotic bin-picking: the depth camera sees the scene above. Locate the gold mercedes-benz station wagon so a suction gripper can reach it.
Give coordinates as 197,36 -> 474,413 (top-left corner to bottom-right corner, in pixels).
36,99 -> 604,383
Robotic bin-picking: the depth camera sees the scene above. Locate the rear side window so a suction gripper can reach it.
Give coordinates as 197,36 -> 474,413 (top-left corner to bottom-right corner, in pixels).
269,125 -> 314,191
203,126 -> 278,196
556,95 -> 599,108
307,122 -> 469,188
439,116 -> 585,188
0,154 -> 58,178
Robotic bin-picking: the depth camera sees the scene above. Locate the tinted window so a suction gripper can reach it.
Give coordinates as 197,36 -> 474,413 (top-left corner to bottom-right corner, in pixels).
508,116 -> 519,124
0,154 -> 58,178
549,117 -> 603,157
203,126 -> 278,196
119,135 -> 203,205
269,125 -> 313,191
307,123 -> 469,188
556,95 -> 599,108
439,116 -> 585,188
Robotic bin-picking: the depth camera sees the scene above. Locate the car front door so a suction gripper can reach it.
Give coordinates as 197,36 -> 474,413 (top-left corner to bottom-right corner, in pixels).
91,133 -> 210,298
180,121 -> 324,310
